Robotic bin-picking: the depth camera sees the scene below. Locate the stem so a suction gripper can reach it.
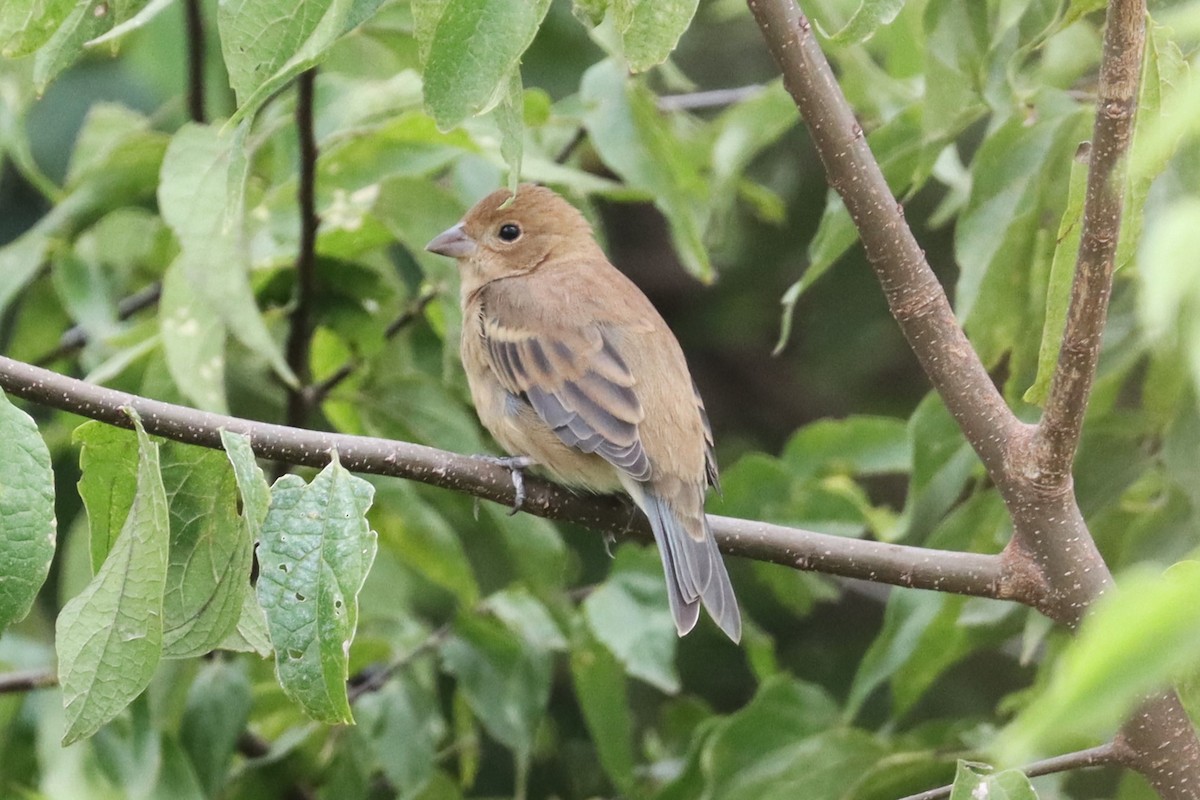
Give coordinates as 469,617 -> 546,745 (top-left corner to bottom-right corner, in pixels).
657,85 -> 765,111
184,0 -> 206,123
0,668 -> 57,694
0,355 -> 1016,601
1032,0 -> 1146,487
35,282 -> 163,366
899,742 -> 1123,800
283,69 -> 320,433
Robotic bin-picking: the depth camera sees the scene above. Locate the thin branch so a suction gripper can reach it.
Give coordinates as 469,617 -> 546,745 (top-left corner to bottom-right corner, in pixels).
347,623 -> 451,703
899,743 -> 1123,800
656,85 -> 765,112
1032,0 -> 1146,487
309,284 -> 440,404
184,0 -> 206,123
283,69 -> 320,434
745,0 -> 1024,489
0,668 -> 57,694
35,282 -> 163,366
0,355 -> 1016,601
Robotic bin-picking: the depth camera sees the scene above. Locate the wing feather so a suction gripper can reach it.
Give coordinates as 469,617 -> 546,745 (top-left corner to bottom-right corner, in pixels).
483,315 -> 651,481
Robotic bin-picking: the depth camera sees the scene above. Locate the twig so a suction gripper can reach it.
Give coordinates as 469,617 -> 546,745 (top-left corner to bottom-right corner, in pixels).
346,623 -> 451,703
1032,0 -> 1146,487
309,285 -> 440,405
34,282 -> 163,366
656,85 -> 765,112
184,0 -> 206,123
899,742 -> 1123,800
283,69 -> 320,435
0,668 -> 57,694
0,354 -> 1016,602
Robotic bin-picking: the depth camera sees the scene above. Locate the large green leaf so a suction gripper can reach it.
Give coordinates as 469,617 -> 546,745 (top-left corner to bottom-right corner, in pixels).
611,0 -> 700,72
0,389 -> 56,633
180,660 -> 252,796
256,454 -> 378,723
581,59 -> 712,281
160,442 -> 253,658
1003,561 -> 1200,762
58,414 -> 169,744
1138,199 -> 1200,398
220,0 -> 385,123
158,122 -> 296,388
419,0 -> 552,130
441,611 -> 552,758
569,621 -> 634,792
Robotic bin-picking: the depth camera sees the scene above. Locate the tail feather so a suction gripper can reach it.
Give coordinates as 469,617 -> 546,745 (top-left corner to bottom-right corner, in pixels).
640,491 -> 741,643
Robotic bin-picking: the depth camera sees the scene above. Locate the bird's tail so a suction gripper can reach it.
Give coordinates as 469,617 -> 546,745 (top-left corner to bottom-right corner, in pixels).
636,487 -> 741,642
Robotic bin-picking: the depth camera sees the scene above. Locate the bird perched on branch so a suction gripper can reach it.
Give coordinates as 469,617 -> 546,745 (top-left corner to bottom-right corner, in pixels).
426,184 -> 740,642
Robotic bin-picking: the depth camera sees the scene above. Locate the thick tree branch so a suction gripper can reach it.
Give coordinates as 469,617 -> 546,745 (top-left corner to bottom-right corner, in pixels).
0,355 -> 1015,601
899,742 -> 1124,800
745,0 -> 1024,491
746,1 -> 1200,796
1032,0 -> 1145,486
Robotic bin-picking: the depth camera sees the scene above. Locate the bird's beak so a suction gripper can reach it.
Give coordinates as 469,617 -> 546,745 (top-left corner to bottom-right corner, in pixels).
425,224 -> 477,258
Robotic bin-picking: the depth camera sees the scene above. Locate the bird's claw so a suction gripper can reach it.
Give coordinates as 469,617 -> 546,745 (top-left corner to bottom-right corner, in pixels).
478,455 -> 536,515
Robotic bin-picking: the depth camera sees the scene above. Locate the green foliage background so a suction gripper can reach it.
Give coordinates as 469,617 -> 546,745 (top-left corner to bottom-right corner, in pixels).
1,0 -> 1200,798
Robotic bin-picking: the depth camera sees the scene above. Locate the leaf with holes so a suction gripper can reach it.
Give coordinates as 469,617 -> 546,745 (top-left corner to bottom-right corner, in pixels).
256,453 -> 377,723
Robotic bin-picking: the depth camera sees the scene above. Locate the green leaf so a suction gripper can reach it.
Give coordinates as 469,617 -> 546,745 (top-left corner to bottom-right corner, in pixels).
75,420 -> 140,571
441,612 -> 552,757
160,259 -> 228,414
495,71 -> 525,193
899,393 -> 983,541
780,415 -> 910,482
581,59 -> 712,280
420,0 -> 553,130
955,93 -> 1087,366
355,680 -> 439,796
160,442 -> 252,658
158,123 -> 296,387
1024,144 -> 1089,406
32,0 -> 144,90
220,0 -> 386,123
1138,198 -> 1200,398
372,482 -> 479,605
256,454 -> 378,723
57,414 -> 170,744
484,587 -> 567,651
0,104 -> 166,317
221,430 -> 270,534
0,0 -> 75,57
611,0 -> 700,72
583,546 -> 680,693
0,388 -> 56,632
1119,21 -> 1189,272
947,761 -> 1038,800
569,621 -> 635,792
180,660 -> 252,796
1001,561 -> 1200,763
827,0 -> 908,44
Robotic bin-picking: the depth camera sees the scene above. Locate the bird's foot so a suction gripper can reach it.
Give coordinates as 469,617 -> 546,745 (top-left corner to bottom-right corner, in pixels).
477,455 -> 536,515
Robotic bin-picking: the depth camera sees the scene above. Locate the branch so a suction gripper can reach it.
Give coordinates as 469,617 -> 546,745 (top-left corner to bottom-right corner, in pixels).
0,668 -> 56,694
745,0 -> 1024,489
184,0 -> 206,123
309,284 -> 440,404
657,85 -> 765,111
899,742 -> 1124,800
0,355 -> 1016,601
1032,0 -> 1146,486
283,69 -> 320,433
35,282 -> 162,366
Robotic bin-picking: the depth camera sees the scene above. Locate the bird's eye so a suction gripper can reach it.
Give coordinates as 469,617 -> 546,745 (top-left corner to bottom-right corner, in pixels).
498,223 -> 522,242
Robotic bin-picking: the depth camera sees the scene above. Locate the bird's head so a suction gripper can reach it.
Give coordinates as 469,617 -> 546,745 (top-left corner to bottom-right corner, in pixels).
425,184 -> 598,291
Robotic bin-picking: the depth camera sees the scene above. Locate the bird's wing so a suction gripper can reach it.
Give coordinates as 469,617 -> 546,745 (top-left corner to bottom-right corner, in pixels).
481,312 -> 652,481
694,381 -> 720,493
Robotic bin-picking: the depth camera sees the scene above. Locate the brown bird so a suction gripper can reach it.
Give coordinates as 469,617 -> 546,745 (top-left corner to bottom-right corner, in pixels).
425,184 -> 740,641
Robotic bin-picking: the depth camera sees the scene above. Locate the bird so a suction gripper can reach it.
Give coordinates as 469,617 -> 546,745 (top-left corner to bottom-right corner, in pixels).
425,184 -> 740,642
